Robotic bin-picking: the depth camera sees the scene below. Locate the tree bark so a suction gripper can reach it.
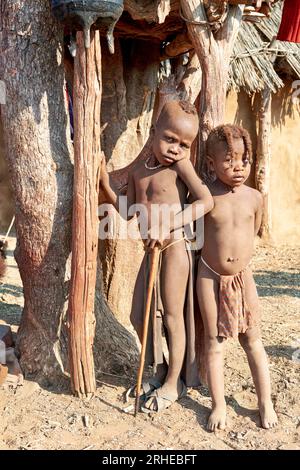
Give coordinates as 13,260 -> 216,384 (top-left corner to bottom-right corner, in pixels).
178,52 -> 202,104
180,0 -> 243,176
68,30 -> 102,397
255,87 -> 272,241
0,0 -> 73,380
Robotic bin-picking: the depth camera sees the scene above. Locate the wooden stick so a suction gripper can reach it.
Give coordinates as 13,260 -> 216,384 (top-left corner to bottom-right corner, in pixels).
3,216 -> 15,243
134,246 -> 160,416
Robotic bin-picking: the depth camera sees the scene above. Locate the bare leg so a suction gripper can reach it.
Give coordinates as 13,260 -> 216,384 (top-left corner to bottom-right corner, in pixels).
143,241 -> 189,410
239,270 -> 278,429
197,262 -> 227,431
239,327 -> 278,429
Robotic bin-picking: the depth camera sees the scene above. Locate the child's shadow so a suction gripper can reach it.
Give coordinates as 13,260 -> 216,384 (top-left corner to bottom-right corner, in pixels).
226,396 -> 261,427
179,392 -> 212,429
181,390 -> 261,430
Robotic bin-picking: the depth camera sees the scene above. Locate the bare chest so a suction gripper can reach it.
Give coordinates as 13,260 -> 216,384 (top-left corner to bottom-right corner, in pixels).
135,168 -> 185,203
208,193 -> 255,228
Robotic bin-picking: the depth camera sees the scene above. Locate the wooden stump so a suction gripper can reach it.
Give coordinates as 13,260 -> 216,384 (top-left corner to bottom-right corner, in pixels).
68,30 -> 102,398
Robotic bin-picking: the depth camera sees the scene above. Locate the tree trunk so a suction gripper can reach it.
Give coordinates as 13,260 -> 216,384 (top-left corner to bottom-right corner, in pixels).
180,0 -> 243,176
68,30 -> 102,397
255,88 -> 272,241
0,0 -> 139,383
0,0 -> 73,381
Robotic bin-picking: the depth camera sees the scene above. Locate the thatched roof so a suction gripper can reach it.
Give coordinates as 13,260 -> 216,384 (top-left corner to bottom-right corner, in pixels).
230,2 -> 300,94
118,2 -> 300,95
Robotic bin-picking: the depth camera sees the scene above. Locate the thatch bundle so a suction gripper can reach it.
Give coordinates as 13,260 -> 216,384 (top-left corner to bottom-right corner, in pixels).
230,2 -> 300,93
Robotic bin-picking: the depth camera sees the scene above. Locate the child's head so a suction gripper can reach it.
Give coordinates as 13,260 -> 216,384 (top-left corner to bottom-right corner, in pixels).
206,124 -> 252,188
152,100 -> 199,166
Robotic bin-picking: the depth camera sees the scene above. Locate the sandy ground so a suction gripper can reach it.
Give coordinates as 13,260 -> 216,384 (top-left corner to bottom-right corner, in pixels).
0,237 -> 299,451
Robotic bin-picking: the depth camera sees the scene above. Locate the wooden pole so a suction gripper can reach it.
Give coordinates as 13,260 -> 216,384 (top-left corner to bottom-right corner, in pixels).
68,30 -> 102,398
256,87 -> 272,241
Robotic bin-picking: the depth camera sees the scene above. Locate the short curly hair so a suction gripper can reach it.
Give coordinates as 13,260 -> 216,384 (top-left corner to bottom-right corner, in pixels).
158,100 -> 198,123
206,124 -> 253,163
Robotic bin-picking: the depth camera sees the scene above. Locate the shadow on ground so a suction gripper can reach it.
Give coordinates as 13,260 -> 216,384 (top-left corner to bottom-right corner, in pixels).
254,270 -> 300,298
265,344 -> 300,361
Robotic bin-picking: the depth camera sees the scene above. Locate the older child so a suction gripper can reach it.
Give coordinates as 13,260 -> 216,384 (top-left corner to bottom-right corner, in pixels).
100,100 -> 213,412
197,124 -> 278,430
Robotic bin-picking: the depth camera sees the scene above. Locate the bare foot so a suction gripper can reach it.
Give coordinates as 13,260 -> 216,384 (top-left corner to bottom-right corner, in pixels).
207,402 -> 227,431
259,401 -> 278,429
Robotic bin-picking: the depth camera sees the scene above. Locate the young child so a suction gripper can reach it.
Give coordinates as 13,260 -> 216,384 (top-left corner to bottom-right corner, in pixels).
197,124 -> 278,431
99,100 -> 213,412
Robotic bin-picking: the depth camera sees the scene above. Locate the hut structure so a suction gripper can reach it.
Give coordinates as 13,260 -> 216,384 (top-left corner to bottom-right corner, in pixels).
0,1 -> 299,379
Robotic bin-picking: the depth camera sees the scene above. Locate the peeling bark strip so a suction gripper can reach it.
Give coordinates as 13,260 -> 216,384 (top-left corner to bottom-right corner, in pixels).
256,87 -> 272,240
180,0 -> 243,176
68,30 -> 102,397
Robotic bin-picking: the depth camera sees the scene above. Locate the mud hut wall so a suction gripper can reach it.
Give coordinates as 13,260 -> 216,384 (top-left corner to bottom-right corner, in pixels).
226,86 -> 300,245
270,83 -> 300,245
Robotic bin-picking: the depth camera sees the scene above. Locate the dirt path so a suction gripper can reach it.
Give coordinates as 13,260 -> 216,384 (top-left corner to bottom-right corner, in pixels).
0,238 -> 299,450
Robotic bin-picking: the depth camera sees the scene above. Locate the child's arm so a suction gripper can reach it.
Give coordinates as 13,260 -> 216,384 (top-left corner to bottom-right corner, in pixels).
146,159 -> 214,249
254,190 -> 264,235
99,157 -> 136,221
168,158 -> 214,230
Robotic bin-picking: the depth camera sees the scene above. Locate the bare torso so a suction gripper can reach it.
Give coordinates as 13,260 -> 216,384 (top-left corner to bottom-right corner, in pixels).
132,161 -> 188,241
201,183 -> 261,275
